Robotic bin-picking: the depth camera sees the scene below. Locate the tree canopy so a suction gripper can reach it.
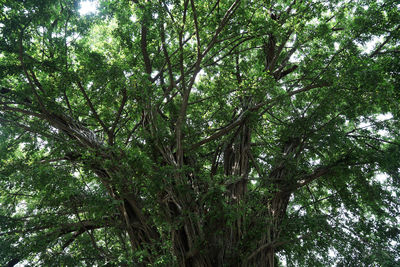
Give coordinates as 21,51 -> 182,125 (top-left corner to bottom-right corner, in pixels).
1,0 -> 400,266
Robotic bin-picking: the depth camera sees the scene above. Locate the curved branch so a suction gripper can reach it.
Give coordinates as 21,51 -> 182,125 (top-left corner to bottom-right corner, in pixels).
77,81 -> 109,134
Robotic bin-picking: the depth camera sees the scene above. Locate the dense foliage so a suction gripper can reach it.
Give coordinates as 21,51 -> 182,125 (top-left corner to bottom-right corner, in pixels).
1,0 -> 400,266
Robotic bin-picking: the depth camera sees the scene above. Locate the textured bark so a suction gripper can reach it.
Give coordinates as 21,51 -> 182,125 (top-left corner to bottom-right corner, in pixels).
162,121 -> 299,266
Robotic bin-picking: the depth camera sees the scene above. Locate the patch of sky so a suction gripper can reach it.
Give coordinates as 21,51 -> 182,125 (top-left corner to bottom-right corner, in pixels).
79,0 -> 99,16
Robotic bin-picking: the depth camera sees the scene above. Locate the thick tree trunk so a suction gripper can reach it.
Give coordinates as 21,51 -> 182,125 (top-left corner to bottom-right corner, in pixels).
244,139 -> 299,266
121,115 -> 296,265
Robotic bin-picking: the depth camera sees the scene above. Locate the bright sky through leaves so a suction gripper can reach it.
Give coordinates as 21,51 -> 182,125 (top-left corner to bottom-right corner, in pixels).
79,0 -> 98,15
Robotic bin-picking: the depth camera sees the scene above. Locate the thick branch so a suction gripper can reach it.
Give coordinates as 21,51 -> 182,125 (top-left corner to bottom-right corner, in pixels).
141,13 -> 152,75
110,88 -> 128,144
18,31 -> 46,111
77,81 -> 109,134
292,156 -> 351,192
190,0 -> 201,58
160,21 -> 175,100
369,25 -> 400,58
190,111 -> 247,150
202,0 -> 242,58
191,80 -> 331,150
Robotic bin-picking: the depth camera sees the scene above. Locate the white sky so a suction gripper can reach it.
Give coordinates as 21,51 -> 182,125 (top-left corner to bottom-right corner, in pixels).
79,0 -> 98,15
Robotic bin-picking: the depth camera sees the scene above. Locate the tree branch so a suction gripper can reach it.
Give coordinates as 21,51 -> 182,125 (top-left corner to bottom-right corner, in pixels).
190,111 -> 247,150
77,81 -> 109,134
190,0 -> 201,58
369,25 -> 400,58
141,12 -> 152,76
110,88 -> 128,144
202,0 -> 242,58
18,31 -> 46,111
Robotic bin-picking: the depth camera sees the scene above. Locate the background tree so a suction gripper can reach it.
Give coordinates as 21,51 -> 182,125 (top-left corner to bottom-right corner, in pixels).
1,0 -> 400,266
